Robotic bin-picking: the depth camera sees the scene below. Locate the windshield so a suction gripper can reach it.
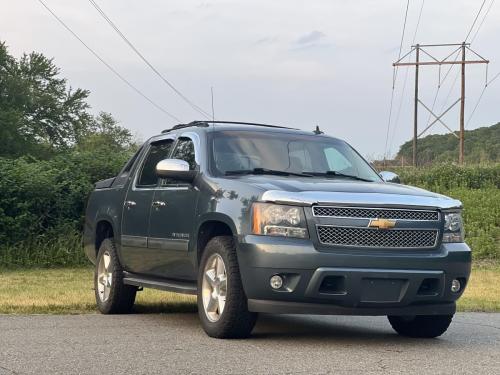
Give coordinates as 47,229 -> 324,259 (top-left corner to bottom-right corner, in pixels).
210,130 -> 381,182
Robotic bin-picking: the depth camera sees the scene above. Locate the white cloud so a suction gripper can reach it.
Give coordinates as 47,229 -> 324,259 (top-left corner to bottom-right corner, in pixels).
294,30 -> 326,45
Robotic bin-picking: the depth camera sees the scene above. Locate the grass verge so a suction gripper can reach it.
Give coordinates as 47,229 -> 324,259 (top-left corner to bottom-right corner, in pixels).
0,268 -> 195,314
0,266 -> 498,314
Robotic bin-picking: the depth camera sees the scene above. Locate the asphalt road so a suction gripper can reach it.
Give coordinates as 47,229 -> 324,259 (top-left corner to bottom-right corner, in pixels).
0,313 -> 499,375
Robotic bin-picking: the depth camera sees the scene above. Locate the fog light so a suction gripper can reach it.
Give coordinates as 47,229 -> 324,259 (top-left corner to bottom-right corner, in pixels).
451,279 -> 461,293
270,275 -> 283,290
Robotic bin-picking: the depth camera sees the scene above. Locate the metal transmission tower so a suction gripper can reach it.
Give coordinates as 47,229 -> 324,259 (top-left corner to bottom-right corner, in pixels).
393,43 -> 489,166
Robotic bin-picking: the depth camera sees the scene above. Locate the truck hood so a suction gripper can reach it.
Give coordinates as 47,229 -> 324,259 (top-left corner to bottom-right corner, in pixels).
228,176 -> 462,209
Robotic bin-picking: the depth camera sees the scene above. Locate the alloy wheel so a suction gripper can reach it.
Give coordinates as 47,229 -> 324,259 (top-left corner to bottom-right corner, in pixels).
97,251 -> 113,302
202,253 -> 227,322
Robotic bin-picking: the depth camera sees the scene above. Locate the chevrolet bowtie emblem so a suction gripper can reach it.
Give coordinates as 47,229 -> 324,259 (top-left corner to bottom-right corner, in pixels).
368,218 -> 396,230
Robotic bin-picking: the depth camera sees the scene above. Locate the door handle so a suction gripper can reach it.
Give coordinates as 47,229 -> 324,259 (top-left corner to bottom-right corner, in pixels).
124,200 -> 136,208
152,200 -> 167,208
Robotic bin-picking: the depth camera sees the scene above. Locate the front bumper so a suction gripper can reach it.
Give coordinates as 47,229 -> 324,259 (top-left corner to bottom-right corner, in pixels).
237,235 -> 471,316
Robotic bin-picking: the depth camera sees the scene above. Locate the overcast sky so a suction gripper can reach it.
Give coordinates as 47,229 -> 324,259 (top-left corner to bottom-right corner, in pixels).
2,0 -> 499,159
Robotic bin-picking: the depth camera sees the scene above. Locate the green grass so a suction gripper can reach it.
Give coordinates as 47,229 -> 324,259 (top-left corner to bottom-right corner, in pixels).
0,266 -> 498,314
0,267 -> 195,314
457,263 -> 500,312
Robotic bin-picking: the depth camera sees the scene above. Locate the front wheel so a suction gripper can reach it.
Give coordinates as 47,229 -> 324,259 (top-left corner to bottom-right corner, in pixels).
197,236 -> 257,338
94,238 -> 137,314
388,314 -> 453,338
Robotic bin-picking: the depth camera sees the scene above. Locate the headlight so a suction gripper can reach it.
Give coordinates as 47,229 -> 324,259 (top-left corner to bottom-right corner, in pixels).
252,203 -> 309,239
442,212 -> 464,243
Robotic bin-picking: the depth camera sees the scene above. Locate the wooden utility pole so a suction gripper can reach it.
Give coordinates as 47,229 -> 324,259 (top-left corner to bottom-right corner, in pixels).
459,43 -> 466,164
413,45 -> 419,167
393,43 -> 488,166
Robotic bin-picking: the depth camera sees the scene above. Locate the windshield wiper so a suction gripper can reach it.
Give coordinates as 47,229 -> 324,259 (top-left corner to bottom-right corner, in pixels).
304,170 -> 373,182
225,168 -> 313,177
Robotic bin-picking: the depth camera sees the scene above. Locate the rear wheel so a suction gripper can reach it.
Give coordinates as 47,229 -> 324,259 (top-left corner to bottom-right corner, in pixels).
197,236 -> 257,338
388,314 -> 453,338
94,238 -> 137,314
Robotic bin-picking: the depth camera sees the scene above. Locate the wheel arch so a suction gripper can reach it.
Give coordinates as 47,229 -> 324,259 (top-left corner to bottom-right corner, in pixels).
95,219 -> 115,257
196,214 -> 237,266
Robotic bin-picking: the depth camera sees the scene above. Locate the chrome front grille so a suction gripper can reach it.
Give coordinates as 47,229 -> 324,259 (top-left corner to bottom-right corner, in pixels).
312,206 -> 439,221
316,226 -> 438,248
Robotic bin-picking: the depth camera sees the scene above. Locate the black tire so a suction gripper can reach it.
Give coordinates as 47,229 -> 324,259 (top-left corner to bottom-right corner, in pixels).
94,238 -> 137,314
197,236 -> 257,339
388,314 -> 453,338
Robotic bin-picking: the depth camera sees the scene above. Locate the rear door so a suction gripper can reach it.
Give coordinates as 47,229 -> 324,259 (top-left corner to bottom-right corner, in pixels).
120,138 -> 175,273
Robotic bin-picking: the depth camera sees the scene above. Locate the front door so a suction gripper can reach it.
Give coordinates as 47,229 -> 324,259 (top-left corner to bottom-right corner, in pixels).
147,136 -> 199,280
120,138 -> 175,273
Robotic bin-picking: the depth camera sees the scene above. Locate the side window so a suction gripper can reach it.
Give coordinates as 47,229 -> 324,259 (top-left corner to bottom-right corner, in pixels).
171,137 -> 197,170
137,140 -> 174,187
119,146 -> 143,178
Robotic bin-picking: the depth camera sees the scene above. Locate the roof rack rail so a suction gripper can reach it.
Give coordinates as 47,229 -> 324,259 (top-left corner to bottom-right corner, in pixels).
161,121 -> 210,133
161,120 -> 296,133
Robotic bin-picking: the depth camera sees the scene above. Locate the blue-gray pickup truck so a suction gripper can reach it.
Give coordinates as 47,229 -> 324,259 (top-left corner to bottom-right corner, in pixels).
84,121 -> 471,338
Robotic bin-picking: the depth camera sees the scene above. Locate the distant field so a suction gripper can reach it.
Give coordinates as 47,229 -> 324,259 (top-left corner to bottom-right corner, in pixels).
0,266 -> 498,314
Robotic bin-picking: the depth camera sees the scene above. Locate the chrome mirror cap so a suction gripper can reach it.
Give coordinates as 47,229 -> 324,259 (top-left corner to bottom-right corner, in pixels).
155,159 -> 196,181
379,171 -> 401,183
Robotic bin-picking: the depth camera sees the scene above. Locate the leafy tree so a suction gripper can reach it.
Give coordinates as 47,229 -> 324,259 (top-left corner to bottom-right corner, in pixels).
0,41 -> 91,158
78,112 -> 134,153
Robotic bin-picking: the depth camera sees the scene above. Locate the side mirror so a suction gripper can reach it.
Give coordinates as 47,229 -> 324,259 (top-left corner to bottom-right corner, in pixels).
155,159 -> 197,182
379,171 -> 401,183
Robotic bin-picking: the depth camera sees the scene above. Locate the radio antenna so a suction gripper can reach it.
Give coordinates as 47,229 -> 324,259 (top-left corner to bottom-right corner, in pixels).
210,86 -> 215,122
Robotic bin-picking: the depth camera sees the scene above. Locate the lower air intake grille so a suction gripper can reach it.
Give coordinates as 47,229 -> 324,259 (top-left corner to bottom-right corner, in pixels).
317,226 -> 438,248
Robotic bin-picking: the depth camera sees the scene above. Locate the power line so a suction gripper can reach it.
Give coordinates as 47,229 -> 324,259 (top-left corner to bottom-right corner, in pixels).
465,85 -> 486,126
446,0 -> 495,128
488,71 -> 500,85
425,50 -> 461,126
87,0 -> 211,119
394,44 -> 489,165
466,70 -> 500,127
36,0 -> 181,123
383,0 -> 410,160
465,0 -> 488,42
421,0 -> 492,132
394,0 -> 411,85
470,0 -> 496,43
388,0 -> 425,156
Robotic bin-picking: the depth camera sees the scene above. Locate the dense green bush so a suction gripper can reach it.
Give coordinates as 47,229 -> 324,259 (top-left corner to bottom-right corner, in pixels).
391,164 -> 500,190
0,150 -> 131,268
0,152 -> 129,244
443,188 -> 499,260
388,165 -> 499,260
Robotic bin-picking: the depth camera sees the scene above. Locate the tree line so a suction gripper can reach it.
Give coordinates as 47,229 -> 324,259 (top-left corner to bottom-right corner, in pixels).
396,122 -> 500,165
0,41 -> 137,266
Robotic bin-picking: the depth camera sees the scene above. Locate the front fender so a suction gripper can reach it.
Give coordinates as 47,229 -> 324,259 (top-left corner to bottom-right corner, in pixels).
196,212 -> 238,237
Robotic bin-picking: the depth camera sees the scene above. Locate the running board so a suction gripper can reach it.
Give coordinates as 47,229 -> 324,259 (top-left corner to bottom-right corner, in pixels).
123,273 -> 197,295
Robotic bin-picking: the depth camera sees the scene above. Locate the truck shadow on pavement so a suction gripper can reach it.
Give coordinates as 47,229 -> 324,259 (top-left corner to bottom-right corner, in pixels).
252,314 -> 428,343
132,310 -> 454,345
